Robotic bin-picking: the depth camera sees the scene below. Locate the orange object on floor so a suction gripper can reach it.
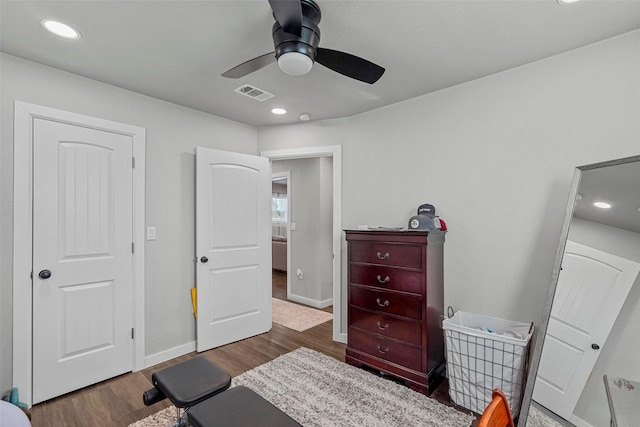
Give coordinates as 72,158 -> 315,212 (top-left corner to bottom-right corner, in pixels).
478,389 -> 515,427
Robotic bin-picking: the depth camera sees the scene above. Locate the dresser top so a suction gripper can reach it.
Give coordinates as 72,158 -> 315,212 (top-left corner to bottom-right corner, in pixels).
344,229 -> 446,243
344,229 -> 445,234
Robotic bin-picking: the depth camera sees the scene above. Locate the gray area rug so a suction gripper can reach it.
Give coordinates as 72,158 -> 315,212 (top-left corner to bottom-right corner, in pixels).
232,347 -> 473,427
526,405 -> 564,427
130,347 -> 474,427
272,298 -> 333,332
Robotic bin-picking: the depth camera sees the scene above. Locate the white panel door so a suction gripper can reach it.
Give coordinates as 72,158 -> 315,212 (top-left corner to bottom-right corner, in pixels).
32,118 -> 134,403
533,240 -> 640,419
196,147 -> 272,352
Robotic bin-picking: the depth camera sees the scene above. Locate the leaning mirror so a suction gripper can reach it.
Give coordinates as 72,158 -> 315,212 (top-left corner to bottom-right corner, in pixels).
519,155 -> 640,426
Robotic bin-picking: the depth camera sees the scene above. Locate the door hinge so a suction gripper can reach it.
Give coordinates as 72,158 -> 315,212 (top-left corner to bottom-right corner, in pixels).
132,157 -> 136,168
131,242 -> 135,253
131,328 -> 135,339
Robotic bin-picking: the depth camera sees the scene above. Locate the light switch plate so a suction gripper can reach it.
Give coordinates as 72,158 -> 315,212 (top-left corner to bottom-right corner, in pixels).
146,226 -> 156,240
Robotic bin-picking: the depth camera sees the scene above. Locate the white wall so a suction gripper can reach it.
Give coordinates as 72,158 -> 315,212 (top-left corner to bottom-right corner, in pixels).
258,30 -> 640,335
568,218 -> 640,427
272,158 -> 333,306
0,54 -> 258,394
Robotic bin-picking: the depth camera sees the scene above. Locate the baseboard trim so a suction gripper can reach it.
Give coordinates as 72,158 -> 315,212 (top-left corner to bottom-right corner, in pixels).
144,341 -> 196,369
569,414 -> 593,427
287,293 -> 333,309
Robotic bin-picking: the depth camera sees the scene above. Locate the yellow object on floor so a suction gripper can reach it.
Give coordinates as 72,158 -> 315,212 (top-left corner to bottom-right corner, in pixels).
191,287 -> 197,318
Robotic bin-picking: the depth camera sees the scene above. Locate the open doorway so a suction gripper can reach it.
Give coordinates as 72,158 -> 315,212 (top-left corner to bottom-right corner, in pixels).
262,146 -> 344,343
271,158 -> 333,308
270,158 -> 335,335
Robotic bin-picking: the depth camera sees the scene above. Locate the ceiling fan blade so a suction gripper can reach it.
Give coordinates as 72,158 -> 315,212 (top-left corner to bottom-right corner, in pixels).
268,0 -> 302,36
221,52 -> 276,79
315,48 -> 385,84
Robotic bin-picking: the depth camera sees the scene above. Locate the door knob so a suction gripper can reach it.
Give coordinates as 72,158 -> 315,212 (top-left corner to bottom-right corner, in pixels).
39,270 -> 52,279
200,256 -> 208,263
591,343 -> 600,350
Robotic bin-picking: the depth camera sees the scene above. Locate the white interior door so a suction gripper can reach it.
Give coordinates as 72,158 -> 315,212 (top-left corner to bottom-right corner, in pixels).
533,240 -> 640,419
196,147 -> 272,352
32,118 -> 135,404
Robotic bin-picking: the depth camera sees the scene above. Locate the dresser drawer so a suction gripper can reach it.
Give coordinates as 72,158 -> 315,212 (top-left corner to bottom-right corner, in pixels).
349,241 -> 422,269
350,264 -> 422,294
348,328 -> 422,371
349,306 -> 422,346
349,285 -> 422,320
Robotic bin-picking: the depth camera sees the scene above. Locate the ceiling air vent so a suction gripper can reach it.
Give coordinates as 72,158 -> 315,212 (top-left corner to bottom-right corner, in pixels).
234,84 -> 274,102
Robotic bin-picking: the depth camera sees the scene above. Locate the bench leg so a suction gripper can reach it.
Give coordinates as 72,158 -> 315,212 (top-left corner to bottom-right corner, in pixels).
170,406 -> 189,427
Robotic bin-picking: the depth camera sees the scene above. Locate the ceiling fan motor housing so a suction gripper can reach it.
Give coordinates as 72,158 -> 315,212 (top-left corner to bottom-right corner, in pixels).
272,0 -> 321,62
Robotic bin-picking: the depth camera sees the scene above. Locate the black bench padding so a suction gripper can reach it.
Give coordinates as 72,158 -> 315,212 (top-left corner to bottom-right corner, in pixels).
188,385 -> 301,427
151,357 -> 231,407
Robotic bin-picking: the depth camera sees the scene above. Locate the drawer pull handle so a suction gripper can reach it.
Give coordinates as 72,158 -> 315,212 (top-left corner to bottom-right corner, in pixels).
376,252 -> 390,260
376,298 -> 390,307
377,344 -> 390,354
376,275 -> 390,284
377,321 -> 389,330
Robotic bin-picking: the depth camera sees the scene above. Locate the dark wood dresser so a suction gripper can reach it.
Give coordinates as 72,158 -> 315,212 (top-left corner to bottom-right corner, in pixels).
345,229 -> 445,395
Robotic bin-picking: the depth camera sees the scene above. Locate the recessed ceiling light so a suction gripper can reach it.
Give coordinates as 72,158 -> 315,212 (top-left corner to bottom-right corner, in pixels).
41,20 -> 80,39
271,108 -> 287,115
557,0 -> 581,4
299,113 -> 310,121
593,201 -> 612,209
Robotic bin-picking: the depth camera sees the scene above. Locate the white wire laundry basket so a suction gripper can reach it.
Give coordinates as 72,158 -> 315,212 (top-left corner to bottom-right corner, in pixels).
443,311 -> 533,418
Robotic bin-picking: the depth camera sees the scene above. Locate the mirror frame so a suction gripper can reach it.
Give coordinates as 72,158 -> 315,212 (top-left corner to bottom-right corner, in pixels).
518,154 -> 640,426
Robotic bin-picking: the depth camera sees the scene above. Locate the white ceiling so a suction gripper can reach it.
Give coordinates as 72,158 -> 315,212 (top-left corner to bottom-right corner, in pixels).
574,159 -> 640,234
2,0 -> 640,127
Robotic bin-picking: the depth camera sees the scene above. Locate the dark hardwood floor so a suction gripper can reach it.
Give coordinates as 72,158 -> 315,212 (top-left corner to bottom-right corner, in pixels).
29,271 -> 478,426
271,268 -> 288,301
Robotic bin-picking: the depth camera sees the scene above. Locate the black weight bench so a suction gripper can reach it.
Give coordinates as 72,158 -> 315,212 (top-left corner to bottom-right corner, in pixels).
143,356 -> 300,427
188,385 -> 301,427
143,357 -> 232,426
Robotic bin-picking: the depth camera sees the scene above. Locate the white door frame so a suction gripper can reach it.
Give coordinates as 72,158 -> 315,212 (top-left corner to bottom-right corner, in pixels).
12,101 -> 146,406
261,146 -> 344,343
271,170 -> 292,293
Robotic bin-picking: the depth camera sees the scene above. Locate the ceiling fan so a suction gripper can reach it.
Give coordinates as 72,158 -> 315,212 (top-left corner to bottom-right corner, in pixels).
221,0 -> 385,84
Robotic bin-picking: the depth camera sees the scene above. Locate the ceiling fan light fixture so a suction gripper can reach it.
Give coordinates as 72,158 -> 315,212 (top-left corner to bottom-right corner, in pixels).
277,52 -> 313,76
